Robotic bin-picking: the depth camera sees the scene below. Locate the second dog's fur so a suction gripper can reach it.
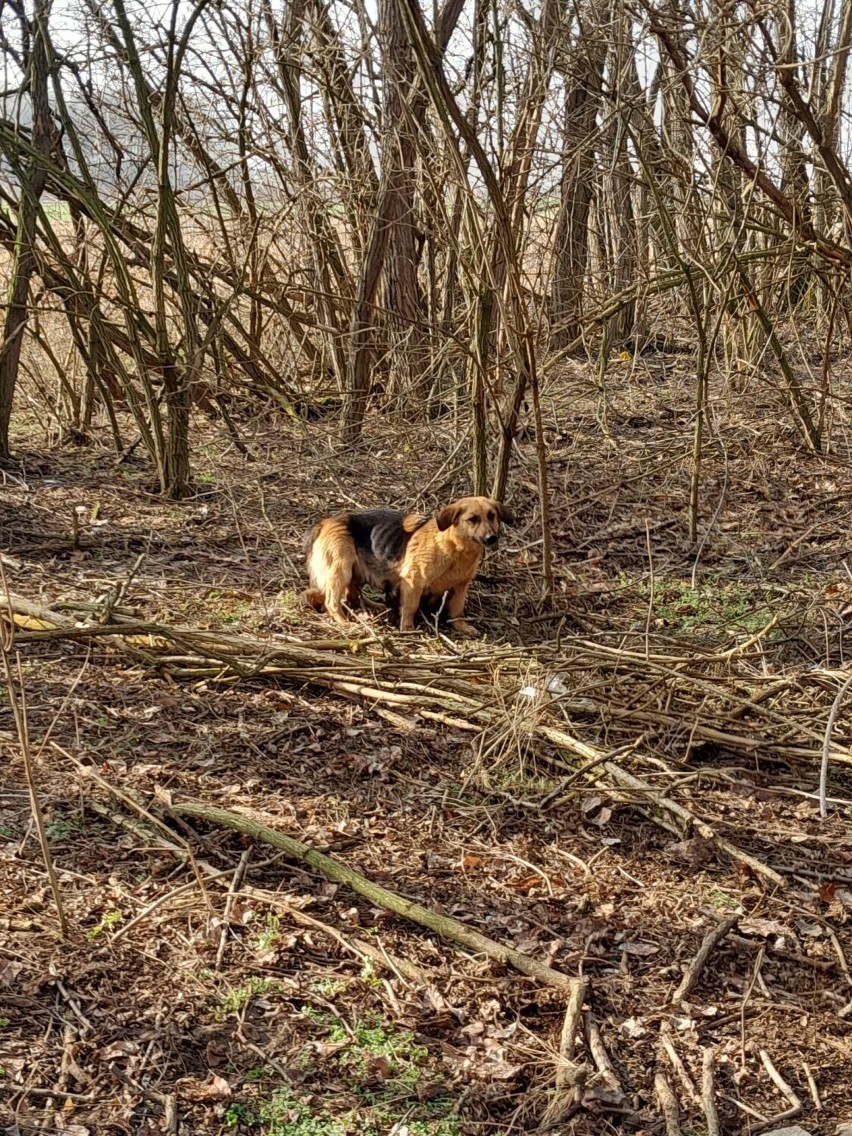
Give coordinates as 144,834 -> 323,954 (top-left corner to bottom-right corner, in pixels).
303,496 -> 512,636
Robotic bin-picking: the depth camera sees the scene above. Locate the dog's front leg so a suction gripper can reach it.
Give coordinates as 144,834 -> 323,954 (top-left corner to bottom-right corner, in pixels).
446,581 -> 478,637
398,581 -> 422,632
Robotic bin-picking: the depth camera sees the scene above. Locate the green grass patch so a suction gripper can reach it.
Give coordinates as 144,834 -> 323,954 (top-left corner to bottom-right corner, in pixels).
86,909 -> 123,939
258,1013 -> 458,1135
218,976 -> 279,1015
633,576 -> 780,636
46,812 -> 84,842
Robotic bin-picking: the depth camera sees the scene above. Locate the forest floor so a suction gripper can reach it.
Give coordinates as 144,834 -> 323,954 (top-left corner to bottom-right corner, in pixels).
3,354 -> 852,1136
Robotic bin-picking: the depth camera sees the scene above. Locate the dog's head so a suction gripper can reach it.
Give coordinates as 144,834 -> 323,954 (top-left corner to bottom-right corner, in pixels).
435,496 -> 514,549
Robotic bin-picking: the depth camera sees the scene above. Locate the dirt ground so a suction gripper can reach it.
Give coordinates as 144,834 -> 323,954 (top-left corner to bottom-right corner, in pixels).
3,356 -> 852,1136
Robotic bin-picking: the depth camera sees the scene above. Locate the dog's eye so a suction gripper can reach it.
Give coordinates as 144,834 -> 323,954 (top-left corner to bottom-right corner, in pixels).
469,515 -> 480,524
487,511 -> 495,521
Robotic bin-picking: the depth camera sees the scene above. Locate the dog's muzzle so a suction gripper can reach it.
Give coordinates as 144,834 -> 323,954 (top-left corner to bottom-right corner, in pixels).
481,533 -> 499,548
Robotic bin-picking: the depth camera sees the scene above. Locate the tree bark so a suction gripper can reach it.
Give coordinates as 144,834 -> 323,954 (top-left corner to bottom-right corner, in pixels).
0,0 -> 53,460
379,0 -> 429,416
549,4 -> 605,349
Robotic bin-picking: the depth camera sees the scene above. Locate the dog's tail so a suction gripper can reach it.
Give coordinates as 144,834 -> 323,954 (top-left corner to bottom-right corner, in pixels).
303,516 -> 359,621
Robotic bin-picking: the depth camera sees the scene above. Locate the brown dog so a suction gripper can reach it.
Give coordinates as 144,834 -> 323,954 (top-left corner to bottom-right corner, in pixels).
303,496 -> 512,636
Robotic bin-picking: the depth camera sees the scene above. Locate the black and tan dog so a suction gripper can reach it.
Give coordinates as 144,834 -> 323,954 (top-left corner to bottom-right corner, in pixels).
302,496 -> 512,636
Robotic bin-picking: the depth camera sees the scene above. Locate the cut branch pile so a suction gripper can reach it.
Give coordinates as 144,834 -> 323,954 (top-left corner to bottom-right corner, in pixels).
5,588 -> 849,888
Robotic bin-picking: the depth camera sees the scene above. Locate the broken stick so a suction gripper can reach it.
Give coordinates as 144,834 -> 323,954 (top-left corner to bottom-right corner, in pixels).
173,798 -> 585,996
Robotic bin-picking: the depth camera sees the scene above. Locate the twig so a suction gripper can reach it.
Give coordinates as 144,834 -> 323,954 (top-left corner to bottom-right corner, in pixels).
803,1061 -> 821,1110
54,980 -> 94,1034
112,870 -> 234,942
51,742 -> 212,908
543,978 -> 589,1123
59,1021 -> 93,1091
108,1063 -> 177,1134
86,796 -> 429,983
580,753 -> 785,887
654,1072 -> 683,1136
1,571 -> 68,937
820,672 -> 852,817
644,517 -> 654,662
717,613 -> 780,659
585,1013 -> 623,1095
702,1047 -> 721,1136
660,1023 -> 702,1107
741,946 -> 764,1070
758,1049 -> 802,1127
215,846 -> 252,969
672,913 -> 740,1004
827,927 -> 852,989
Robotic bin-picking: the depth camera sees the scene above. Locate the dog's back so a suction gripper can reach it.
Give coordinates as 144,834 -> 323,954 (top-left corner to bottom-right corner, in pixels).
303,508 -> 427,621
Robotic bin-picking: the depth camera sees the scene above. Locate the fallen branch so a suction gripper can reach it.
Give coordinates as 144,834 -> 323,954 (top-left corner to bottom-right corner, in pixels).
672,914 -> 741,1005
702,1048 -> 721,1136
655,1072 -> 683,1136
538,726 -> 785,888
585,1013 -> 624,1096
171,798 -> 585,994
757,1049 -> 803,1129
660,1023 -> 702,1108
542,978 -> 589,1124
85,795 -> 428,984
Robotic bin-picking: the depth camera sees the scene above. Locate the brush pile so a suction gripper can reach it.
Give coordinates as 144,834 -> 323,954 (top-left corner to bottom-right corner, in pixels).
6,587 -> 851,891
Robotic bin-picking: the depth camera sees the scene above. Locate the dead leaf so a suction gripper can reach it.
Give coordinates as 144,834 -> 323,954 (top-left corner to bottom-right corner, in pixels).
229,900 -> 255,926
365,1055 -> 392,1082
176,1074 -> 231,1101
508,874 -> 544,893
311,1039 -> 348,1058
101,1039 -> 140,1062
588,806 -> 613,827
487,1059 -> 521,1080
0,959 -> 23,987
739,917 -> 788,939
583,1084 -> 626,1107
619,941 -> 659,957
667,837 -> 713,866
3,1057 -> 25,1082
153,785 -> 173,809
206,1039 -> 229,1068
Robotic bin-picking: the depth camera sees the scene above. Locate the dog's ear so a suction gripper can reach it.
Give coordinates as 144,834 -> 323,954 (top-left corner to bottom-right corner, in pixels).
436,504 -> 461,531
496,502 -> 515,526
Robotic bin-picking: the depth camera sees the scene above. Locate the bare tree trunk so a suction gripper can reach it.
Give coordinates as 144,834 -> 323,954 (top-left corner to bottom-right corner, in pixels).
309,0 -> 379,256
777,10 -> 812,308
0,0 -> 53,461
604,4 -> 640,346
550,4 -> 605,349
380,0 -> 429,416
816,0 -> 852,236
343,0 -> 463,439
265,0 -> 351,393
343,176 -> 394,442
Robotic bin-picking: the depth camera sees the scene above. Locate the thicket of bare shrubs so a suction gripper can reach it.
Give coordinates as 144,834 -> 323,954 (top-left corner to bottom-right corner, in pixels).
2,0 -> 852,527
